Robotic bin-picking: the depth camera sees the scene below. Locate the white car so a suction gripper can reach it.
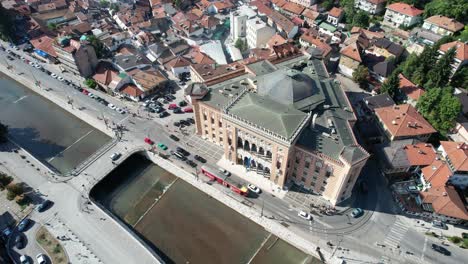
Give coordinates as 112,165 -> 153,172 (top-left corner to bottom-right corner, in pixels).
57,76 -> 65,82
218,168 -> 230,176
117,108 -> 126,114
88,93 -> 94,97
298,211 -> 312,220
110,152 -> 121,161
247,184 -> 260,194
108,104 -> 116,110
33,64 -> 41,69
36,254 -> 46,264
19,255 -> 29,264
28,61 -> 34,65
50,73 -> 58,78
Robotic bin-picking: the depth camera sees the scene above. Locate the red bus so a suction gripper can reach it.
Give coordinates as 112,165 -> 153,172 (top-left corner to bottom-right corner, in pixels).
200,165 -> 249,196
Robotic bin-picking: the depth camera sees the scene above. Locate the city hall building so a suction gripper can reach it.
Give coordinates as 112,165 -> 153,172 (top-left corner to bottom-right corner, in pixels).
187,54 -> 369,205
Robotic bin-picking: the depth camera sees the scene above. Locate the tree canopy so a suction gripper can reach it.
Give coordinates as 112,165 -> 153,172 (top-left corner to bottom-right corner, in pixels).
417,88 -> 461,135
84,79 -> 97,89
423,0 -> 468,24
450,66 -> 468,89
234,38 -> 248,52
0,5 -> 14,41
426,47 -> 456,89
352,11 -> 370,28
352,65 -> 369,89
380,71 -> 400,100
87,35 -> 108,58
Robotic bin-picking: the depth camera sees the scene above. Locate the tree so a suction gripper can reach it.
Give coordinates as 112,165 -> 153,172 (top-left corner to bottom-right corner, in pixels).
0,5 -> 14,41
110,3 -> 119,13
99,0 -> 110,8
352,65 -> 369,88
380,71 -> 400,100
451,66 -> 468,88
400,53 -> 420,80
352,11 -> 370,28
0,122 -> 8,143
339,0 -> 355,24
424,0 -> 467,24
426,47 -> 456,89
459,26 -> 468,42
84,79 -> 97,89
234,38 -> 247,52
417,88 -> 462,135
87,35 -> 107,58
321,0 -> 334,11
410,44 -> 439,86
6,183 -> 23,196
47,22 -> 58,31
0,172 -> 13,188
173,0 -> 182,8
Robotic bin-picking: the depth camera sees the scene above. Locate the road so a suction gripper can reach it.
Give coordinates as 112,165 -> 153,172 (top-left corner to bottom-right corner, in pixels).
1,45 -> 467,264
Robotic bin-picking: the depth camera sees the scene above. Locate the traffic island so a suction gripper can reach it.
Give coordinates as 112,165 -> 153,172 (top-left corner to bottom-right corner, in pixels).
36,226 -> 68,264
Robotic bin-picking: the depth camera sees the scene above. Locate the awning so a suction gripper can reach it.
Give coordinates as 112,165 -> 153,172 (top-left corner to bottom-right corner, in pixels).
34,49 -> 48,58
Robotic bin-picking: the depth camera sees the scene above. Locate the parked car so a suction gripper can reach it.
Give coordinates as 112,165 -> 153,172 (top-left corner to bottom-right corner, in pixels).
159,111 -> 169,118
218,168 -> 230,176
168,104 -> 178,110
110,152 -> 121,161
185,159 -> 197,167
170,151 -> 187,161
37,200 -> 51,212
2,227 -> 12,240
431,244 -> 451,256
107,103 -> 116,110
406,185 -> 418,193
36,254 -> 47,264
176,147 -> 190,156
15,235 -> 25,249
350,208 -> 364,218
169,134 -> 179,141
173,121 -> 181,127
178,101 -> 187,107
194,155 -> 206,163
298,211 -> 312,220
17,218 -> 30,232
432,220 -> 448,230
173,108 -> 183,114
19,255 -> 29,264
247,184 -> 261,194
154,107 -> 164,113
186,117 -> 195,124
57,76 -> 65,82
157,143 -> 168,150
50,73 -> 58,78
179,120 -> 190,126
144,137 -> 154,145
183,107 -> 193,113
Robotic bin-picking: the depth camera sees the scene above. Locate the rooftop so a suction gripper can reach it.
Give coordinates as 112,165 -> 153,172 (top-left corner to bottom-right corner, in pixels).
404,143 -> 437,166
362,93 -> 395,111
268,10 -> 296,33
439,141 -> 468,172
420,185 -> 468,220
439,41 -> 468,61
398,74 -> 425,101
425,15 -> 464,33
328,7 -> 343,18
421,160 -> 452,188
281,2 -> 305,15
386,2 -> 423,17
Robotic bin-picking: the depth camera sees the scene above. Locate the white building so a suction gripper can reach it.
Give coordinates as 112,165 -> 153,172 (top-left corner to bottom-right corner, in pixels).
422,15 -> 464,37
230,5 -> 257,41
354,0 -> 387,15
383,2 -> 423,28
246,17 -> 276,49
289,0 -> 316,7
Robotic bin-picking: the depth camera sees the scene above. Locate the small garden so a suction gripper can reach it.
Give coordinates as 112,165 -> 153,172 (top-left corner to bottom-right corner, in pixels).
448,234 -> 468,249
36,226 -> 68,264
0,172 -> 29,209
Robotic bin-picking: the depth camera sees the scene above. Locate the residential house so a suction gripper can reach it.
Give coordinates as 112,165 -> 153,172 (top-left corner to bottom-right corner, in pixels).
361,93 -> 395,114
266,10 -> 298,38
186,49 -> 216,66
299,32 -> 332,62
438,41 -> 468,77
127,67 -> 168,99
197,0 -> 234,14
438,141 -> 468,188
289,0 -> 316,7
418,185 -> 468,224
327,7 -> 343,26
30,35 -> 58,63
422,16 -> 464,37
302,9 -> 320,26
164,56 -> 192,76
354,0 -> 386,15
229,5 -> 257,41
405,142 -> 438,173
200,15 -> 220,32
338,42 -> 362,77
383,2 -> 423,28
280,2 -> 305,18
113,54 -> 151,72
53,36 -> 98,77
374,104 -> 436,142
92,61 -> 130,93
366,38 -> 405,60
99,32 -> 132,52
398,74 -> 425,106
267,34 -> 288,49
371,59 -> 395,83
246,17 -> 276,49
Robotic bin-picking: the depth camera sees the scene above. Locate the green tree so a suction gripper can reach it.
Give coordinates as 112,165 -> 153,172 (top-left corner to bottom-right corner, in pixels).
400,53 -> 420,80
0,122 -> 8,143
87,35 -> 107,58
417,88 -> 462,135
0,172 -> 13,188
173,0 -> 182,8
321,0 -> 334,11
234,38 -> 247,52
458,26 -> 468,42
99,0 -> 110,8
450,66 -> 468,88
0,5 -> 14,41
47,22 -> 58,31
352,11 -> 370,28
6,183 -> 23,196
339,0 -> 355,24
352,65 -> 369,88
110,3 -> 119,13
411,44 -> 439,86
84,79 -> 97,89
424,0 -> 468,24
426,47 -> 456,89
380,71 -> 400,100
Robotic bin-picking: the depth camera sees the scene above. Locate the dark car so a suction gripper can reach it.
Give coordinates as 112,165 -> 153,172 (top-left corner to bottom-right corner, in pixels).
179,120 -> 190,126
167,94 -> 176,100
173,121 -> 181,127
173,108 -> 183,114
186,117 -> 195,124
176,147 -> 190,156
185,159 -> 197,167
431,244 -> 451,256
164,95 -> 173,101
154,107 -> 164,113
169,134 -> 179,141
178,101 -> 187,107
37,200 -> 51,212
159,111 -> 169,118
194,155 -> 206,163
170,151 -> 187,161
15,235 -> 25,249
17,219 -> 30,232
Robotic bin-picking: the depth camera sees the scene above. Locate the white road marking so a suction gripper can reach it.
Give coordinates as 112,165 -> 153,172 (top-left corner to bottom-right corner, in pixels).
117,114 -> 131,124
48,130 -> 93,162
421,237 -> 427,261
13,95 -> 28,103
314,218 -> 334,228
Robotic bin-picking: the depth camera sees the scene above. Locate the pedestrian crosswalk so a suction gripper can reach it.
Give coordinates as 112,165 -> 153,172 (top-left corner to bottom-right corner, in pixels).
383,219 -> 409,248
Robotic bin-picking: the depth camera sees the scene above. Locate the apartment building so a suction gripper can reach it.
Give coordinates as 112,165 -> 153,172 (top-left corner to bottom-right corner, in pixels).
230,5 -> 257,41
383,2 -> 423,28
422,15 -> 464,37
187,57 -> 369,205
53,36 -> 98,77
438,41 -> 468,76
289,0 -> 316,7
354,0 -> 387,15
246,17 -> 276,49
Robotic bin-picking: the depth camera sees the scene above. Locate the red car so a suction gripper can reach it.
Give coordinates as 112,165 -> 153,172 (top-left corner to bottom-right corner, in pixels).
82,89 -> 89,95
168,104 -> 177,110
144,137 -> 154,145
183,107 -> 193,113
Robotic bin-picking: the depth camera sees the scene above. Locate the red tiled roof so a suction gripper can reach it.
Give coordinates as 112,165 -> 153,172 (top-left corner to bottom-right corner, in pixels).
328,7 -> 343,18
420,185 -> 468,221
268,10 -> 296,33
120,84 -> 143,97
300,33 -> 332,57
267,34 -> 287,48
421,160 -> 451,187
386,3 -> 423,17
213,0 -> 234,11
282,2 -> 305,15
340,42 -> 362,62
404,143 -> 437,166
439,41 -> 468,61
200,15 -> 220,29
165,56 -> 191,69
374,104 -> 436,138
30,35 -> 57,57
271,0 -> 287,7
302,9 -> 319,21
398,74 -> 425,101
425,16 -> 464,33
440,141 -> 468,172
249,1 -> 272,15
190,50 -> 216,65
92,62 -> 118,86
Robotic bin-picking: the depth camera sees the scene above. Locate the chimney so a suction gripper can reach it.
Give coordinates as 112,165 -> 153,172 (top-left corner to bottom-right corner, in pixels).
442,192 -> 447,196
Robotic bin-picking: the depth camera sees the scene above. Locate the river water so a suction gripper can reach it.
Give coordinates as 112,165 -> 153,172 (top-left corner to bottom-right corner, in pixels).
0,72 -> 111,173
91,154 -> 319,264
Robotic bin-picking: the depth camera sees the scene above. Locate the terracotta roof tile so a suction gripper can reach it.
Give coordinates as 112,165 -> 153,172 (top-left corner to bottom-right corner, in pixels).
340,42 -> 362,62
267,34 -> 287,48
30,35 -> 57,57
282,2 -> 305,15
120,84 -> 143,97
328,7 -> 343,18
420,185 -> 468,220
165,56 -> 191,69
421,160 -> 452,187
439,41 -> 468,61
425,15 -> 464,33
440,141 -> 468,172
404,143 -> 437,166
398,74 -> 425,101
268,10 -> 296,33
374,104 -> 436,138
386,3 -> 423,17
302,9 -> 319,21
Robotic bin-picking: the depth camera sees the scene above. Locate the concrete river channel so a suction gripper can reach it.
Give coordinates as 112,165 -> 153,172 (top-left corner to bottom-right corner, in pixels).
1,72 -> 318,263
